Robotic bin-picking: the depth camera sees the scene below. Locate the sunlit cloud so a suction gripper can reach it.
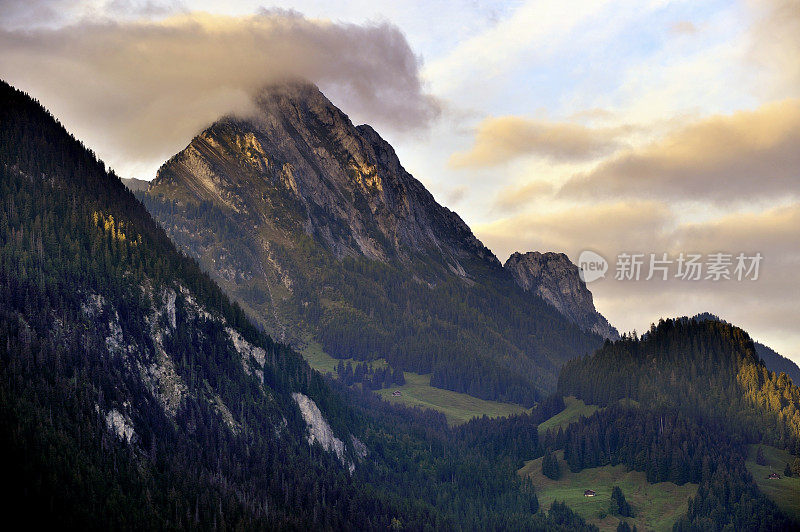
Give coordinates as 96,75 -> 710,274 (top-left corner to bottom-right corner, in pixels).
670,20 -> 698,35
747,0 -> 800,99
492,180 -> 554,213
559,99 -> 800,204
450,116 -> 629,168
476,201 -> 675,262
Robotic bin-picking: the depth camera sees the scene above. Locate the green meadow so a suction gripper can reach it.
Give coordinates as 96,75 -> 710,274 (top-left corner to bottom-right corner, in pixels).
519,451 -> 697,531
745,444 -> 800,522
300,340 -> 528,425
537,396 -> 600,435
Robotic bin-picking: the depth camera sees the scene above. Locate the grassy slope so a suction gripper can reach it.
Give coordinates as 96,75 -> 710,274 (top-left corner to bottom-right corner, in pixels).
376,372 -> 529,426
745,444 -> 800,522
301,340 -> 528,425
537,396 -> 600,435
519,452 -> 697,531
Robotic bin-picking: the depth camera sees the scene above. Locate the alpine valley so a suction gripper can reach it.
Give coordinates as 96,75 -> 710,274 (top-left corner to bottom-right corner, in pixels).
2,78 -> 800,531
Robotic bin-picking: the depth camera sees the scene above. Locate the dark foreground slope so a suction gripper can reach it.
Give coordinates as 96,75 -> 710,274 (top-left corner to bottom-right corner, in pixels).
0,78 -> 380,529
141,82 -> 601,405
0,80 -> 605,530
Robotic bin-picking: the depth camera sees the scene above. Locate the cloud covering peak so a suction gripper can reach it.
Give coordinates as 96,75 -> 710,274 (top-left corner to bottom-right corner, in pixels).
0,10 -> 440,177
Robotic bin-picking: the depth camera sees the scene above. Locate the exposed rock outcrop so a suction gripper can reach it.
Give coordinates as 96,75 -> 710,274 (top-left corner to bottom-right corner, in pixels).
505,251 -> 619,340
150,81 -> 496,274
292,392 -> 353,471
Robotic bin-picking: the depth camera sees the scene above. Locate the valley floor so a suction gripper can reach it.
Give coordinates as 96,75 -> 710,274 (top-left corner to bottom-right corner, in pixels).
519,451 -> 697,531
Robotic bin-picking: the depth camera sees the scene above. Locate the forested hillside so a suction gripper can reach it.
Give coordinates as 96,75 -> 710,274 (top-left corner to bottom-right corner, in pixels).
692,312 -> 800,385
0,79 -> 611,530
0,77 -> 384,528
559,318 -> 800,452
538,405 -> 794,530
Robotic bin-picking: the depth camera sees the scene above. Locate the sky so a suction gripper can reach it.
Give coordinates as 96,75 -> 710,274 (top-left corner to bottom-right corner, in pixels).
1,0 -> 798,363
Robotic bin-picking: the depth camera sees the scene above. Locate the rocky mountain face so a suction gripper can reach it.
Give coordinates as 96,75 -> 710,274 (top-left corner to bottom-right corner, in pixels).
151,82 -> 495,274
142,81 -> 601,405
505,252 -> 619,340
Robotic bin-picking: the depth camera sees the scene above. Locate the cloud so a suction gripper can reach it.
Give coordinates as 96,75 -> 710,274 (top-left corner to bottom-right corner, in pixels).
476,201 -> 674,262
559,99 -> 800,203
670,20 -> 698,36
493,181 -> 554,213
748,0 -> 800,98
673,203 -> 800,260
0,10 -> 439,176
0,0 -> 82,28
0,0 -> 185,28
444,185 -> 468,205
424,0 -> 619,96
449,116 -> 627,168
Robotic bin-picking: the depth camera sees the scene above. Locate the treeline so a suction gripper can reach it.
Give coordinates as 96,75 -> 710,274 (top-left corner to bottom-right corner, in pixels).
558,319 -> 800,453
335,359 -> 405,390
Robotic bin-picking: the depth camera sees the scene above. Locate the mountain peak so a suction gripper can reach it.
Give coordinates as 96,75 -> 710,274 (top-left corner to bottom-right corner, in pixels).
505,251 -> 619,340
251,80 -> 352,129
151,81 -> 495,271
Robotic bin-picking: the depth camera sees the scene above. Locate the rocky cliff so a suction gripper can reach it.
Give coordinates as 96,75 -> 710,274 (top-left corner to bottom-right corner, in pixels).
151,82 -> 496,275
505,251 -> 619,340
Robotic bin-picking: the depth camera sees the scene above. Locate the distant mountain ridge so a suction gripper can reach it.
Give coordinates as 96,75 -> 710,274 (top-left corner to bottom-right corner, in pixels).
505,251 -> 619,340
141,81 -> 603,405
121,177 -> 150,192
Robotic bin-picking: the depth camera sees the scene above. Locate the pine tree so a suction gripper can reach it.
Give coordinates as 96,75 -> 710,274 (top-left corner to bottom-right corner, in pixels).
542,449 -> 560,480
610,486 -> 633,517
756,446 -> 767,466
